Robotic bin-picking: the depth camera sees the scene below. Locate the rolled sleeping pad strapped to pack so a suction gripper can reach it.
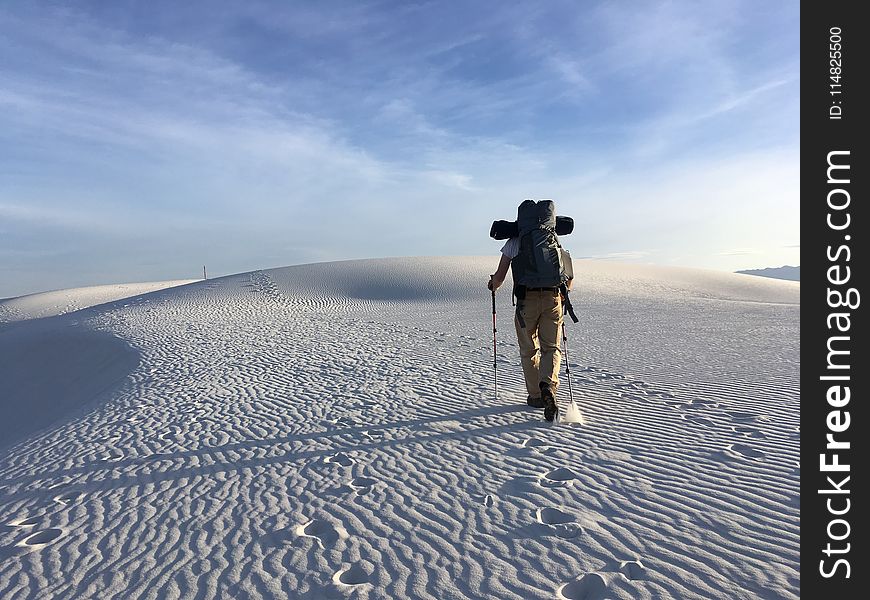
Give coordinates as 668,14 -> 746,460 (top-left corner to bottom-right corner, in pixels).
489,220 -> 514,240
490,216 -> 574,239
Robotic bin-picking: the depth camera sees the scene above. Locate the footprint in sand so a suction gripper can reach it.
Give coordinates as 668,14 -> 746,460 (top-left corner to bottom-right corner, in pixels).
537,507 -> 583,538
349,476 -> 378,494
682,400 -> 719,410
726,411 -> 764,423
361,430 -> 384,443
726,443 -> 765,460
682,415 -> 717,428
324,452 -> 356,467
691,396 -> 719,406
595,373 -> 623,381
101,450 -> 125,462
537,507 -> 575,525
332,563 -> 372,587
294,519 -> 349,548
539,467 -> 581,488
16,528 -> 63,549
733,425 -> 766,439
353,400 -> 379,411
558,572 -> 609,600
7,516 -> 41,528
522,438 -> 556,454
53,491 -> 80,506
620,559 -> 648,580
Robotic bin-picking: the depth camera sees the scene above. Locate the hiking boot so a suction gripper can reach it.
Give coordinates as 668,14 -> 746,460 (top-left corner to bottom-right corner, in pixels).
540,382 -> 558,422
527,395 -> 545,408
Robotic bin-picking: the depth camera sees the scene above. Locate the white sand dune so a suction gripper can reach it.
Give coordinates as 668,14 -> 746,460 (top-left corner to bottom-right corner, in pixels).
0,257 -> 799,599
0,280 -> 199,324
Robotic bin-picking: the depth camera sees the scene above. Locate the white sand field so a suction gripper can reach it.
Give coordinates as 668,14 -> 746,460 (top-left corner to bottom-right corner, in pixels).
0,257 -> 799,599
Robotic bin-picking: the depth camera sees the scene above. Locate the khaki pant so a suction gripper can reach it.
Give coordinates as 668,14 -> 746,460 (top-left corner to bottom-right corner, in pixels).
515,290 -> 563,398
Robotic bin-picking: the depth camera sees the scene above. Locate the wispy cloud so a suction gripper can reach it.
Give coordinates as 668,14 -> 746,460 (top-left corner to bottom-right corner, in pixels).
423,170 -> 478,192
0,1 -> 799,296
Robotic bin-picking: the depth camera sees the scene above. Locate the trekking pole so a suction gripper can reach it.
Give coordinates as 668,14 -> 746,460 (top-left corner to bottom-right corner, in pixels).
562,322 -> 575,406
559,320 -> 586,423
491,288 -> 498,401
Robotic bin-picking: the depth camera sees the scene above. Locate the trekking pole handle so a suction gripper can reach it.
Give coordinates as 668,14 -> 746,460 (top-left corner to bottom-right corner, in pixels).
491,289 -> 497,327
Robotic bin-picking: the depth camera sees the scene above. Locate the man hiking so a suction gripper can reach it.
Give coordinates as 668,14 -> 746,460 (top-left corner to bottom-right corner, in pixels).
487,199 -> 575,422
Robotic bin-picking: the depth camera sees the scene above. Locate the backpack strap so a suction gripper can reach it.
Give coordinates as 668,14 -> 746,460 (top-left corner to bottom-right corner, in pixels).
560,284 -> 579,323
514,284 -> 527,328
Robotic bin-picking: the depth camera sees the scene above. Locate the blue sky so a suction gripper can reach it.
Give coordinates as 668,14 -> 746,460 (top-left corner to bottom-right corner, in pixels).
0,1 -> 799,298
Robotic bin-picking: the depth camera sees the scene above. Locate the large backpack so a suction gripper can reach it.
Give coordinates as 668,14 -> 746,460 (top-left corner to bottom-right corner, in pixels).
510,199 -> 568,288
510,199 -> 578,325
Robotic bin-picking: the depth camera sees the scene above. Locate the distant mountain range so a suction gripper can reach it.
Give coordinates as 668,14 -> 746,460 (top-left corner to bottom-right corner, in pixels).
736,265 -> 800,281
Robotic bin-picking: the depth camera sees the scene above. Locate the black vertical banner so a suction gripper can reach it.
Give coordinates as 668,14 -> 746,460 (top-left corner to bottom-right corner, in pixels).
802,2 -> 866,597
